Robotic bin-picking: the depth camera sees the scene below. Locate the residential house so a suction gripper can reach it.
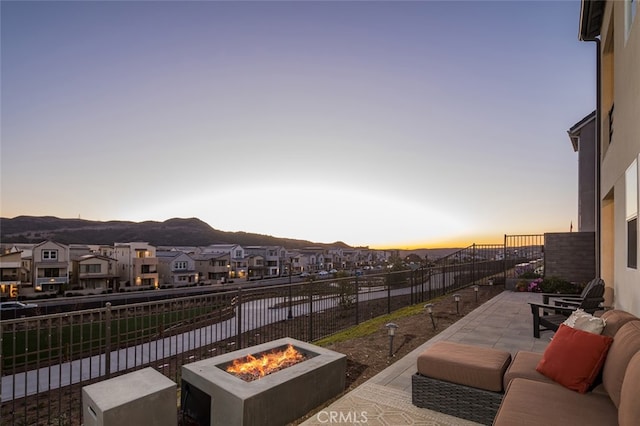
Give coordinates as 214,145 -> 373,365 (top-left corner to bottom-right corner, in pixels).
580,0 -> 639,314
568,111 -> 598,232
243,246 -> 268,279
0,251 -> 28,300
244,246 -> 286,278
198,244 -> 247,279
341,248 -> 360,270
273,246 -> 288,277
32,240 -> 69,293
281,252 -> 302,275
300,247 -> 329,272
320,252 -> 334,271
156,251 -> 199,287
69,244 -> 93,261
96,244 -> 116,259
329,248 -> 344,270
375,249 -> 394,266
68,244 -> 95,289
112,242 -> 159,291
71,254 -> 118,294
6,244 -> 34,292
194,252 -> 231,284
246,254 -> 265,280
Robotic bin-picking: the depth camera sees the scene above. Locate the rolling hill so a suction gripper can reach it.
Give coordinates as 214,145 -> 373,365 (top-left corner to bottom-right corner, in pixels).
0,216 -> 351,249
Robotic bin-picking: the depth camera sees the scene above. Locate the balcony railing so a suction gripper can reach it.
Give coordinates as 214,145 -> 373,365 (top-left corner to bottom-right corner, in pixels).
35,276 -> 68,286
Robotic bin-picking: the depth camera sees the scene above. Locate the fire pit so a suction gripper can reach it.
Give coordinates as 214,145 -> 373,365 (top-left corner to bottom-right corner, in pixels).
224,343 -> 307,382
181,337 -> 347,426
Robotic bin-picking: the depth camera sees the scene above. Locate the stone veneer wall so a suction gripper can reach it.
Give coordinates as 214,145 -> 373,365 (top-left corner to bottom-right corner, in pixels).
544,232 -> 596,284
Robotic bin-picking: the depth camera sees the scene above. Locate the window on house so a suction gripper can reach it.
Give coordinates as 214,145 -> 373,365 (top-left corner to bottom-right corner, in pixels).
81,264 -> 101,274
626,160 -> 638,268
175,261 -> 187,270
43,268 -> 60,278
42,250 -> 58,260
628,219 -> 638,269
235,250 -> 242,258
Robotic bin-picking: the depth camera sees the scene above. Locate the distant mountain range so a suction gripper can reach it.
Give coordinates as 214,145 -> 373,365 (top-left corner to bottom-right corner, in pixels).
0,216 -> 352,249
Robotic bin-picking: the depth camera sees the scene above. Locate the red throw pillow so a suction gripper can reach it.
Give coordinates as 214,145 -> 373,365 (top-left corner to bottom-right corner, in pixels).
536,324 -> 613,393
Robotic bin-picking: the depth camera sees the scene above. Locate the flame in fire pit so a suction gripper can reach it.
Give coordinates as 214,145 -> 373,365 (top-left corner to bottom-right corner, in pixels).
226,344 -> 305,382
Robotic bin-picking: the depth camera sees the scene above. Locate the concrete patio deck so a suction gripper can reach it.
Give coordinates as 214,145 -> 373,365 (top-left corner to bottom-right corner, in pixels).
300,290 -> 552,426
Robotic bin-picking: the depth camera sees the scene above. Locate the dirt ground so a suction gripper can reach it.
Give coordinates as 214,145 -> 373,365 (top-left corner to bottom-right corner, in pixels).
293,284 -> 505,424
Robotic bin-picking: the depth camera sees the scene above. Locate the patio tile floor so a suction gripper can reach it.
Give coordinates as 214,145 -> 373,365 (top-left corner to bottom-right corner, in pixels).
300,291 -> 551,425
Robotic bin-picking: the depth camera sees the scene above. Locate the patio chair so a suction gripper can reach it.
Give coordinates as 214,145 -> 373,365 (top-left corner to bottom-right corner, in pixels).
540,277 -> 603,304
529,281 -> 605,338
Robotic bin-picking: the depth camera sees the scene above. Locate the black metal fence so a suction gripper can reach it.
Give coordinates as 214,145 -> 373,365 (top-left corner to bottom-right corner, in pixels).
503,234 -> 545,279
0,239 -> 538,426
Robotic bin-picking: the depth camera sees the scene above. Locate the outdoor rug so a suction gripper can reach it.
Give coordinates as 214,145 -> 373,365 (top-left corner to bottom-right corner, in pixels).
300,381 -> 482,426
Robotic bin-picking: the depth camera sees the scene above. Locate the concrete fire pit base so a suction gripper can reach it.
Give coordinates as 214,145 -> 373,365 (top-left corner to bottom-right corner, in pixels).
181,337 -> 347,426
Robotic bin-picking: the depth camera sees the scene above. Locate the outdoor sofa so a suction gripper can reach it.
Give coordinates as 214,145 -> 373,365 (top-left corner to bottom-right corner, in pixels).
412,309 -> 640,425
494,309 -> 640,426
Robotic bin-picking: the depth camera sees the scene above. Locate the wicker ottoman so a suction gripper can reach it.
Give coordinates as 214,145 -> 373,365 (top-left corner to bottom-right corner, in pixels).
412,341 -> 512,425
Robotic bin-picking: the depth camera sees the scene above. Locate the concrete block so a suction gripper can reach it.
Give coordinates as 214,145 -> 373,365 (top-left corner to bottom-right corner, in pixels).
82,367 -> 177,426
181,337 -> 346,426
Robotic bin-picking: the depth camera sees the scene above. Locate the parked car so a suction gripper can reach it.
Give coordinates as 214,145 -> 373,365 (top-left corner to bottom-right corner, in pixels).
300,272 -> 311,278
0,301 -> 38,310
317,271 -> 329,277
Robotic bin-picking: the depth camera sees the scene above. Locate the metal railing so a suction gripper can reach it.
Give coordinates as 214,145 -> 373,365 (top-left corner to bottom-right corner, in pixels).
0,243 -> 533,425
504,234 -> 545,279
35,277 -> 69,286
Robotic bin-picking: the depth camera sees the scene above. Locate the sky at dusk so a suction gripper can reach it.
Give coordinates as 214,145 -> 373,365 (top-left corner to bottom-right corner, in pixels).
1,1 -> 596,249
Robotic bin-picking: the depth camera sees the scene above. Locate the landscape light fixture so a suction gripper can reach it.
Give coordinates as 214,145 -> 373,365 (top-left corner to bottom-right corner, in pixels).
474,285 -> 479,303
454,294 -> 461,315
385,323 -> 399,357
424,303 -> 436,330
